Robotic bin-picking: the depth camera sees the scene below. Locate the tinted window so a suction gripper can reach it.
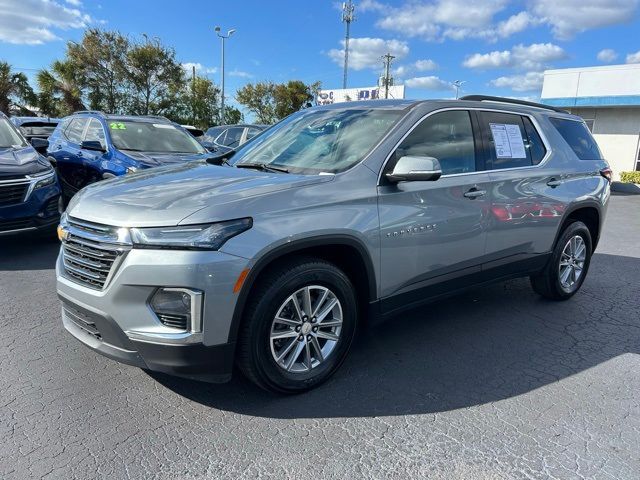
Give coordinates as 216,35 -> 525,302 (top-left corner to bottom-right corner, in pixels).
395,110 -> 476,175
522,117 -> 547,165
479,112 -> 532,169
549,117 -> 603,160
0,118 -> 27,148
65,118 -> 88,144
84,119 -> 106,149
221,127 -> 243,147
246,127 -> 263,140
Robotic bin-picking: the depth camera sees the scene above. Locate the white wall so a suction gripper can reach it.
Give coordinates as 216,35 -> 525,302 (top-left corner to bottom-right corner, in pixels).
543,64 -> 640,99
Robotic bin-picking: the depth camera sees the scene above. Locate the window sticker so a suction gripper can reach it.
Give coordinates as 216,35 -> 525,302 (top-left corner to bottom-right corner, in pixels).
152,123 -> 176,129
489,123 -> 526,159
109,122 -> 126,130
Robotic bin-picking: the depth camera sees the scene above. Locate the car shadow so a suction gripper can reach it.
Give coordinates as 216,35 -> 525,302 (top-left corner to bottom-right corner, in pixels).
150,252 -> 639,418
0,234 -> 60,271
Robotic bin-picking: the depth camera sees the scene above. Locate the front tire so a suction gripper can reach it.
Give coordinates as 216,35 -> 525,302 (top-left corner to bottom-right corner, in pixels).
237,257 -> 358,394
530,221 -> 592,300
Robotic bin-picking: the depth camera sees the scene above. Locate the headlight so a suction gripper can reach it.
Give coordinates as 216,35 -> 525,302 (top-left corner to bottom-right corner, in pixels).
130,218 -> 252,250
33,171 -> 56,189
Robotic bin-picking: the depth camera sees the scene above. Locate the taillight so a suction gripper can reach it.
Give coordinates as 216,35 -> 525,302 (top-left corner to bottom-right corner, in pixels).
600,168 -> 612,183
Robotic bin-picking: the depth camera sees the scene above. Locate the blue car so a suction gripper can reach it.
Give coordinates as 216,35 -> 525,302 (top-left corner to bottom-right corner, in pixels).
0,112 -> 61,236
47,111 -> 212,199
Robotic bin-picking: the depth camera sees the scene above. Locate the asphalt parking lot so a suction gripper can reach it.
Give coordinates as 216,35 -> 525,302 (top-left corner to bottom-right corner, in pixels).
1,194 -> 639,480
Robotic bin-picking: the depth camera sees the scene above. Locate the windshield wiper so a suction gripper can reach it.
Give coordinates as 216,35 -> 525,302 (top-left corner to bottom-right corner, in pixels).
235,162 -> 290,173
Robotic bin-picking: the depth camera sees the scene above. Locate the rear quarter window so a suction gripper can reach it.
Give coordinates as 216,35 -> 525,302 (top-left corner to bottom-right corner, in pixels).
549,117 -> 603,160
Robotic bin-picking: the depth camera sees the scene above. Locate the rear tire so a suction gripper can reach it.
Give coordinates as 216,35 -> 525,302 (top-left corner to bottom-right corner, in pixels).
237,257 -> 358,394
530,221 -> 592,300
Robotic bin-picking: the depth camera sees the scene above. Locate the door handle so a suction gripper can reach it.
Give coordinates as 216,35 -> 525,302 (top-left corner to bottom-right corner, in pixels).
547,178 -> 562,187
464,188 -> 486,199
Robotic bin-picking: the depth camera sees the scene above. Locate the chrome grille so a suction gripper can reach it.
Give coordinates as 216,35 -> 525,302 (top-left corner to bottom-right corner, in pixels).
0,180 -> 28,206
61,218 -> 131,290
64,305 -> 102,340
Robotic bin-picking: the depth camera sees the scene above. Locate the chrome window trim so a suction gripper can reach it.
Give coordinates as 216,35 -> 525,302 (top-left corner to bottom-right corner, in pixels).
376,106 -> 553,185
23,171 -> 56,202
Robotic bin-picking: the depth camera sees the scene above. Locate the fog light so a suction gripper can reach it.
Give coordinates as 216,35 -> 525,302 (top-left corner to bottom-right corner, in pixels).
149,288 -> 203,332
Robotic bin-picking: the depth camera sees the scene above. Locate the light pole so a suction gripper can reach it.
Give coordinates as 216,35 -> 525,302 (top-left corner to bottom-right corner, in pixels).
215,26 -> 235,124
453,80 -> 466,99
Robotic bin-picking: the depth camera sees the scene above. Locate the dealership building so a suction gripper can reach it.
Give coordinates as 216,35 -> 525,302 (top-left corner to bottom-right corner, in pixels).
541,64 -> 640,179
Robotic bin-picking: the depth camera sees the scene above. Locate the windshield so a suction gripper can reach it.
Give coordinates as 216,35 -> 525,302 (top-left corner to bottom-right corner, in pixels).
0,118 -> 28,149
233,108 -> 402,174
19,122 -> 58,137
109,121 -> 206,154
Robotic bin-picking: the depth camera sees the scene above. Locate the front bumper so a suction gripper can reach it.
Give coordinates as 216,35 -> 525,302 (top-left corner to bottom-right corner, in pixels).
56,246 -> 249,382
0,182 -> 61,235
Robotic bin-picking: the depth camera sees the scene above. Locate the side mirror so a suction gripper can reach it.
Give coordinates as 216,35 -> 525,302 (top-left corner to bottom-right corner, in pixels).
80,140 -> 106,152
30,138 -> 49,155
385,156 -> 442,183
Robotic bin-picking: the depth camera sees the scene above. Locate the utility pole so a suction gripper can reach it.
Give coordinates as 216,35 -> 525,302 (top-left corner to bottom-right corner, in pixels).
341,1 -> 355,90
381,53 -> 396,99
215,26 -> 236,124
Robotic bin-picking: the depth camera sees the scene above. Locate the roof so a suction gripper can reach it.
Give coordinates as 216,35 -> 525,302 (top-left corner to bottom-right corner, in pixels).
69,111 -> 173,123
10,116 -> 61,124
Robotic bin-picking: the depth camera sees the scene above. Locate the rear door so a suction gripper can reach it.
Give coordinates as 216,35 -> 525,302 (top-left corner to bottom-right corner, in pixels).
377,109 -> 492,310
56,117 -> 89,194
477,110 -> 563,263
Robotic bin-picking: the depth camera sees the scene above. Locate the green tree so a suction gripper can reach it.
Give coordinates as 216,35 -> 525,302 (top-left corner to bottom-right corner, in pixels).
167,75 -> 221,129
67,29 -> 129,113
236,80 -> 319,124
126,36 -> 184,115
224,105 -> 244,125
0,61 -> 36,115
37,60 -> 85,116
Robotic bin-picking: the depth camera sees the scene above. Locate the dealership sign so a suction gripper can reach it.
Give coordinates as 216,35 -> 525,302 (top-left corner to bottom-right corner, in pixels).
316,85 -> 405,105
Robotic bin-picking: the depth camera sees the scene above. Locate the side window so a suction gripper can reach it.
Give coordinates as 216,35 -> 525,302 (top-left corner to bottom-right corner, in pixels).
522,117 -> 547,165
478,112 -> 532,169
549,117 -> 603,160
64,118 -> 88,144
222,127 -> 243,147
246,127 -> 262,140
84,119 -> 106,149
395,110 -> 476,175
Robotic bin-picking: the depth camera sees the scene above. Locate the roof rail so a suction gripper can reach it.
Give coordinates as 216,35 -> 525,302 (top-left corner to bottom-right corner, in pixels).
73,110 -> 107,116
459,95 -> 568,114
143,115 -> 171,122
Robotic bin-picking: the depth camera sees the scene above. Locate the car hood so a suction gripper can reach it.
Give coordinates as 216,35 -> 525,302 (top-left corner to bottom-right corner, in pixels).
123,150 -> 208,167
0,146 -> 51,178
68,161 -> 334,227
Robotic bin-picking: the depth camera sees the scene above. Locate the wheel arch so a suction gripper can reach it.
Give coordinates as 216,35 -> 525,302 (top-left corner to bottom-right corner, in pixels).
228,235 -> 377,345
554,202 -> 602,252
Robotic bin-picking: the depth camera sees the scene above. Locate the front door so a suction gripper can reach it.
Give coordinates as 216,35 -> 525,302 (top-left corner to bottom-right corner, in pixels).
377,110 -> 491,311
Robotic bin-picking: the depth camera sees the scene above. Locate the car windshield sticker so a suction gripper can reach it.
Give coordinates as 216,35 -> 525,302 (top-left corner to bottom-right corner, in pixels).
152,124 -> 176,129
489,123 -> 526,159
109,122 -> 126,130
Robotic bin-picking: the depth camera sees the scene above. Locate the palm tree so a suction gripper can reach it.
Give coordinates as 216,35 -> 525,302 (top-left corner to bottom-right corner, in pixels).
0,61 -> 36,115
37,60 -> 85,116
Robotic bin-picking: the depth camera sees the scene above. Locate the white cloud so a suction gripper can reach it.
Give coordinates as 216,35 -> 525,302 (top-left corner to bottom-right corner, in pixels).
66,0 -> 81,5
597,49 -> 618,63
627,51 -> 640,64
0,0 -> 91,45
328,37 -> 409,70
496,11 -> 534,37
182,62 -> 217,74
229,69 -> 253,78
490,72 -> 544,92
405,76 -> 452,90
414,59 -> 438,71
359,0 -> 385,12
463,43 -> 566,70
375,0 -> 516,41
530,0 -> 640,40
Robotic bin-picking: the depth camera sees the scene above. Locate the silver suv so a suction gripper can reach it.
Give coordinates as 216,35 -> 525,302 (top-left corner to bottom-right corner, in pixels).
56,96 -> 611,393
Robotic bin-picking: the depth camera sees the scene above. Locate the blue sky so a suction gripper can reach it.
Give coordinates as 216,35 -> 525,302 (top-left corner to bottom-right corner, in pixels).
1,0 -> 640,112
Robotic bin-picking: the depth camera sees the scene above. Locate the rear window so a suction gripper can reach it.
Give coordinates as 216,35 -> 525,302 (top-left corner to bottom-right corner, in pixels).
549,117 -> 602,160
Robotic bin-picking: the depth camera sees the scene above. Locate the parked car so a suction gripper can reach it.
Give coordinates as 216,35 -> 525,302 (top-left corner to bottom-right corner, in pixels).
47,111 -> 211,199
56,96 -> 611,393
10,116 -> 60,143
182,125 -> 205,139
200,124 -> 267,153
0,112 -> 61,236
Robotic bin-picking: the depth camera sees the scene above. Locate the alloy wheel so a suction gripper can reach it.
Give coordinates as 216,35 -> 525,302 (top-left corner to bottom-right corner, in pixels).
558,235 -> 587,290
